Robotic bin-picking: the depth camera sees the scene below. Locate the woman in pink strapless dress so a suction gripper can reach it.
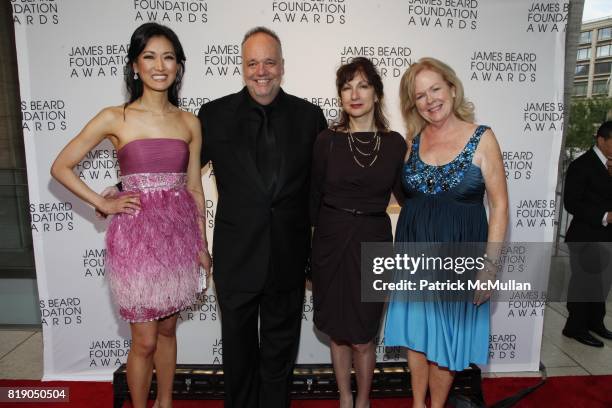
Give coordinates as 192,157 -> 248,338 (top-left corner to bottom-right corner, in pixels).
51,23 -> 211,408
106,138 -> 202,322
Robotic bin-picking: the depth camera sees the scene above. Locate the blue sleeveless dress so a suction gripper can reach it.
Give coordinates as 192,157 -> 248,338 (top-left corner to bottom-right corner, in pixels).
384,125 -> 490,371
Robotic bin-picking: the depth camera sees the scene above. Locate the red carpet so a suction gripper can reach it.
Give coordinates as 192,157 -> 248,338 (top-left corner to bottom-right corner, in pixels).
1,376 -> 611,407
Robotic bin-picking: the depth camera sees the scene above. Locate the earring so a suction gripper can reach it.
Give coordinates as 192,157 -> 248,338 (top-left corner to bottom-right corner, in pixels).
133,72 -> 139,80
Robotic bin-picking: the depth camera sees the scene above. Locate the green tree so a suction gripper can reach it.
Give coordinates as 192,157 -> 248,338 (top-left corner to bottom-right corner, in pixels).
566,97 -> 612,151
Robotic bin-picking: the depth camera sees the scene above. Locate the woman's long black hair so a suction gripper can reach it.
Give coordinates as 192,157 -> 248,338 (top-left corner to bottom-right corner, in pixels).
124,22 -> 186,106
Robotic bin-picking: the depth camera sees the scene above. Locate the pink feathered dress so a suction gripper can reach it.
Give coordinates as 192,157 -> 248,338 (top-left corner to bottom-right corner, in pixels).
105,138 -> 202,322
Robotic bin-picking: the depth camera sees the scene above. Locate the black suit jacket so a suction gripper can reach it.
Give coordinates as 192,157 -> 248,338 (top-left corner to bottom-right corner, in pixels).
564,147 -> 612,243
198,88 -> 327,292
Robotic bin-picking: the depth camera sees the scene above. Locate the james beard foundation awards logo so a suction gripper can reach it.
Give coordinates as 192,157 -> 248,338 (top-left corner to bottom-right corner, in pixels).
12,0 -> 59,25
179,294 -> 218,322
513,198 -> 555,229
76,147 -> 119,182
202,44 -> 241,77
39,297 -> 83,326
133,0 -> 209,23
210,337 -> 223,364
526,2 -> 568,33
506,291 -> 546,318
339,46 -> 413,78
503,151 -> 534,182
179,96 -> 210,115
303,96 -> 341,125
271,0 -> 346,24
523,101 -> 563,132
68,44 -> 130,79
21,99 -> 67,133
82,248 -> 106,278
497,245 -> 527,276
489,333 -> 517,360
406,0 -> 479,30
470,50 -> 537,83
88,338 -> 131,368
30,201 -> 74,233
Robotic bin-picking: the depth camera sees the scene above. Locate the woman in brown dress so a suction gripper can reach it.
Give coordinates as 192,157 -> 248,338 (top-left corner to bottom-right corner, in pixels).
310,57 -> 407,408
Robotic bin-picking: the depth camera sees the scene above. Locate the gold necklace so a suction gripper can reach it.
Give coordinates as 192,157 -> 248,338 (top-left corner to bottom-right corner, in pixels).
347,128 -> 380,168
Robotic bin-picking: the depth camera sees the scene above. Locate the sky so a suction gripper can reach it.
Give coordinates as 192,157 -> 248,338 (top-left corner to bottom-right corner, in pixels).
582,0 -> 612,21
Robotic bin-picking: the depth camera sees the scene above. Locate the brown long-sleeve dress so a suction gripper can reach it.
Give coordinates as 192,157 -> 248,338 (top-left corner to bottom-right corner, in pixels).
310,128 -> 406,344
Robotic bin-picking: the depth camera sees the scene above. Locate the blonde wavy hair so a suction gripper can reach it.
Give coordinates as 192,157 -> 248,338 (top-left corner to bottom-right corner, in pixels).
400,57 -> 474,140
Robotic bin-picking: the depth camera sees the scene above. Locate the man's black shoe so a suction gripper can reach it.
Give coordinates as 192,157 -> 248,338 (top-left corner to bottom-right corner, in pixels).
562,330 -> 604,347
591,327 -> 612,340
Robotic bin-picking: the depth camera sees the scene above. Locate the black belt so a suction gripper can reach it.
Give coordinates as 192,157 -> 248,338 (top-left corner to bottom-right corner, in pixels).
323,202 -> 387,217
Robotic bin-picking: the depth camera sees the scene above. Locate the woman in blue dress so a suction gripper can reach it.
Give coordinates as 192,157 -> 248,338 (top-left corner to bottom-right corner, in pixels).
384,57 -> 508,408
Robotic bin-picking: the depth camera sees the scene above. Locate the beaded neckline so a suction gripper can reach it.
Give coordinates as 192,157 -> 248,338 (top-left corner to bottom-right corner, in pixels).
404,125 -> 488,194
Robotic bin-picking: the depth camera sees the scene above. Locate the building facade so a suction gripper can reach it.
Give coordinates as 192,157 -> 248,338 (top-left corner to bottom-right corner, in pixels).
574,16 -> 612,98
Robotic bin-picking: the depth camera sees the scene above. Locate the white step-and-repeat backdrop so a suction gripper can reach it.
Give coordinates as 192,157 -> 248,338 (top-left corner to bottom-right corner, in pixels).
13,0 -> 566,380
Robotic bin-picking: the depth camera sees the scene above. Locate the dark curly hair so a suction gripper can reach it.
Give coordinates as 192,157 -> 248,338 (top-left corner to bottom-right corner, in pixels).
334,57 -> 389,132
